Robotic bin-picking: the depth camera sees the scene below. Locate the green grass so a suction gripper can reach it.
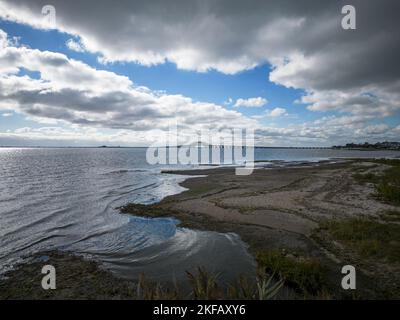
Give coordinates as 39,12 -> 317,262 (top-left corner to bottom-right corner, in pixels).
376,178 -> 400,205
321,218 -> 400,263
352,172 -> 379,185
353,159 -> 400,205
380,210 -> 400,222
186,267 -> 221,299
368,159 -> 400,166
135,267 -> 283,300
374,159 -> 400,204
238,206 -> 258,214
256,250 -> 329,296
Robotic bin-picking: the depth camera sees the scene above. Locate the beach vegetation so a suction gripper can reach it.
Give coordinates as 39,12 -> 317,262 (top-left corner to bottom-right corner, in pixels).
380,210 -> 400,222
321,218 -> 400,263
256,250 -> 329,297
353,159 -> 400,205
134,267 -> 283,300
352,172 -> 379,184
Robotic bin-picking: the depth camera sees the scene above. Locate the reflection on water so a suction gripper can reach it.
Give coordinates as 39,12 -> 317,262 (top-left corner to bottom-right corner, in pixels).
0,148 -> 255,283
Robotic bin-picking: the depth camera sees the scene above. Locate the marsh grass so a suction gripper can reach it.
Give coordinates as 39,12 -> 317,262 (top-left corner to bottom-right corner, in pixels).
353,159 -> 400,205
374,159 -> 400,204
186,268 -> 220,299
352,172 -> 379,185
380,210 -> 400,222
238,206 -> 258,214
376,178 -> 400,205
256,251 -> 329,296
321,218 -> 400,263
135,267 -> 283,300
135,273 -> 181,300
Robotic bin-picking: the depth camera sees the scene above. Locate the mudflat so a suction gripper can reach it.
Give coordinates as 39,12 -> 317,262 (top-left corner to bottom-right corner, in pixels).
121,160 -> 400,298
124,161 -> 394,244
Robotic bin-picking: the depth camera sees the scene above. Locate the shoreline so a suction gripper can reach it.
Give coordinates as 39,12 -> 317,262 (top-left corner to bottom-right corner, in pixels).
1,159 -> 399,299
121,160 -> 400,298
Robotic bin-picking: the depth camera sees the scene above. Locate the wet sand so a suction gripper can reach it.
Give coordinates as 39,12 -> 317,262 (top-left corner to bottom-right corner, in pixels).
123,161 -> 395,247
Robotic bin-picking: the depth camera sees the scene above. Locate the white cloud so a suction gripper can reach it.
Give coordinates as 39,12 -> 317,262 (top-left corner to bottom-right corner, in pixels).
0,29 -> 259,145
234,97 -> 267,108
0,29 -> 8,48
66,38 -> 85,52
2,112 -> 12,117
356,124 -> 390,135
265,107 -> 288,118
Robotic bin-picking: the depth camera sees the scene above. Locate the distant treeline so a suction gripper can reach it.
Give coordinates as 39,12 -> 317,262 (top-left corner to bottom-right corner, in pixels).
332,141 -> 400,150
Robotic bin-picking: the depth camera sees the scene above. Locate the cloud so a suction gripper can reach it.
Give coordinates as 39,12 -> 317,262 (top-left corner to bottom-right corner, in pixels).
0,0 -> 398,122
0,27 -> 398,147
265,107 -> 288,118
66,38 -> 85,52
0,29 -> 259,145
234,97 -> 267,108
2,112 -> 12,117
1,0 -> 323,73
0,28 -> 8,48
358,124 -> 390,135
0,1 -> 399,146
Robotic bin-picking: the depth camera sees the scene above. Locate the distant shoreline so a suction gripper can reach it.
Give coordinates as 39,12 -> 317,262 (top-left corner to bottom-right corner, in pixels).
2,145 -> 400,150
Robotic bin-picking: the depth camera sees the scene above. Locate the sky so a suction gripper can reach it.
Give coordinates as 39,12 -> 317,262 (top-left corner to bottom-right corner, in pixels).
0,0 -> 399,147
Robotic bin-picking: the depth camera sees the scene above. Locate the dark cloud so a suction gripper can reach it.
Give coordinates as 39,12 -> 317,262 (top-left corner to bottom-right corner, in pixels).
2,0 -> 400,115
